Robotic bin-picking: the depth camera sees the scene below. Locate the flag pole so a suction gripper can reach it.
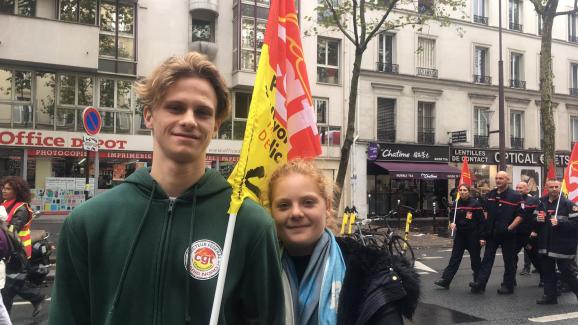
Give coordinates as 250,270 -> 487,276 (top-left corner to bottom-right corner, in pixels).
209,214 -> 237,325
451,198 -> 458,237
553,165 -> 569,221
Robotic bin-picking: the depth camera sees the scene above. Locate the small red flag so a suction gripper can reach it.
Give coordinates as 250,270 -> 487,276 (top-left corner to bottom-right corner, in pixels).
459,156 -> 472,187
543,160 -> 555,196
563,142 -> 578,203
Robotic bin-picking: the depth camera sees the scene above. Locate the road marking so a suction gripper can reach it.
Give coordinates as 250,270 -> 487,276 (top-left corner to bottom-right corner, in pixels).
421,256 -> 444,260
438,249 -> 453,252
417,271 -> 429,275
528,311 -> 578,322
415,261 -> 438,273
13,297 -> 51,306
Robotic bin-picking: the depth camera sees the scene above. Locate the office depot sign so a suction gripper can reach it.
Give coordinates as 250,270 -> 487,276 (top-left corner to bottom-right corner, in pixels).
0,129 -> 153,151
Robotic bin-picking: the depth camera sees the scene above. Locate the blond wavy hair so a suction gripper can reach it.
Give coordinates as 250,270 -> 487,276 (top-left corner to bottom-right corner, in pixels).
268,159 -> 338,231
135,52 -> 231,121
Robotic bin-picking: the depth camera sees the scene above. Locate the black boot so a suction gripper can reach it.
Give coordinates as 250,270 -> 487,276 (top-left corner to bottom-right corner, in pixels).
536,295 -> 558,305
434,279 -> 450,289
497,285 -> 514,295
469,281 -> 485,294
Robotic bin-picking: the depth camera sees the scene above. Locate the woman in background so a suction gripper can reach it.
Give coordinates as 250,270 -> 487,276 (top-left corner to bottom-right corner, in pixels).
268,159 -> 419,325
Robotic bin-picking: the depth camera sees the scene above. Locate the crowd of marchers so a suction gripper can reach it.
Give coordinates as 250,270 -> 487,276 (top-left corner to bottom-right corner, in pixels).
435,171 -> 578,305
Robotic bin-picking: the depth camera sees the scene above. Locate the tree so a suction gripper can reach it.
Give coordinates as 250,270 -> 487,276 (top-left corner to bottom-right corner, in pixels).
529,0 -> 578,170
314,0 -> 466,209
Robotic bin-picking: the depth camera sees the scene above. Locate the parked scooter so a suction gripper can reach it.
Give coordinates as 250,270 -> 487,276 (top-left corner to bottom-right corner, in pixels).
27,230 -> 54,286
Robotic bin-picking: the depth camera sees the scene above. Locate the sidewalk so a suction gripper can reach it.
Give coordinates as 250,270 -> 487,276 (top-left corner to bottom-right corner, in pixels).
407,231 -> 453,249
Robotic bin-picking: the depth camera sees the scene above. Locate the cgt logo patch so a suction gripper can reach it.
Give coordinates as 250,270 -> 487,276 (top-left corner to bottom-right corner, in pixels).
184,240 -> 222,280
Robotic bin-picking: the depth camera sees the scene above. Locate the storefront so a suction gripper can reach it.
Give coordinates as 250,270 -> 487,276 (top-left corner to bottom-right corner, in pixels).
366,143 -> 460,216
0,128 -> 241,213
450,148 -> 570,197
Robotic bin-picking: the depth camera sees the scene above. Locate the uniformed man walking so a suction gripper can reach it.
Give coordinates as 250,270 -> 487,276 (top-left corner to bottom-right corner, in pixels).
470,171 -> 524,294
534,179 -> 578,304
514,181 -> 542,282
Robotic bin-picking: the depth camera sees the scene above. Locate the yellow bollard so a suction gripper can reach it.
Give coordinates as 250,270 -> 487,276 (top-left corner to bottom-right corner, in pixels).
340,208 -> 349,235
348,210 -> 356,235
403,211 -> 413,249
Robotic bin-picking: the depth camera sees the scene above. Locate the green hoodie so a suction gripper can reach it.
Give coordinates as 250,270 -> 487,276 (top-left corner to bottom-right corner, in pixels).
49,168 -> 284,325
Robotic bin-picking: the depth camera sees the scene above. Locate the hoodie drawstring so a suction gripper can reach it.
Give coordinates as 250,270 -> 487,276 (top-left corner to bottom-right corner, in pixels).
185,185 -> 198,324
105,182 -> 157,325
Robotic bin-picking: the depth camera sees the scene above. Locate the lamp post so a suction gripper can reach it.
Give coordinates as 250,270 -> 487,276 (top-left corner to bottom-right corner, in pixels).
498,0 -> 506,171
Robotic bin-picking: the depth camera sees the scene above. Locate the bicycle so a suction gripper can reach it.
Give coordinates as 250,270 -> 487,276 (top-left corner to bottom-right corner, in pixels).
343,207 -> 415,267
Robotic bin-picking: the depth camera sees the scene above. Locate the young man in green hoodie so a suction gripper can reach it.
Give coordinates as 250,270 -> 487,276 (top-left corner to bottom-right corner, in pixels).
49,52 -> 285,325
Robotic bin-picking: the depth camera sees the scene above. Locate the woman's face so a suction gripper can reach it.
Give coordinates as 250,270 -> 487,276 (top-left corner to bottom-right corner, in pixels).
1,183 -> 15,201
458,186 -> 470,200
270,172 -> 329,256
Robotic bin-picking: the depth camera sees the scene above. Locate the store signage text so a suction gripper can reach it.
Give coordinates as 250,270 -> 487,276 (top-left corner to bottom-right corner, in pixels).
451,148 -> 569,166
374,143 -> 449,162
27,149 -> 153,159
0,131 -> 128,150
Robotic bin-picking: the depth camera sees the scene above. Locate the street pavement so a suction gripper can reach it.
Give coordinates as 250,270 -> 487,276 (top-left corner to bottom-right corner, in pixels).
7,219 -> 578,324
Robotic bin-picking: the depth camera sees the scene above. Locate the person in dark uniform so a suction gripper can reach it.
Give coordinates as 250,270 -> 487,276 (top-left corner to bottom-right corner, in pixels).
514,181 -> 542,282
534,179 -> 578,304
434,184 -> 484,289
470,171 -> 524,294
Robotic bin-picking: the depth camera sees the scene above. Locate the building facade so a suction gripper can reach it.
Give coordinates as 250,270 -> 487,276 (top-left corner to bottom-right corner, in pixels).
1,0 -> 577,215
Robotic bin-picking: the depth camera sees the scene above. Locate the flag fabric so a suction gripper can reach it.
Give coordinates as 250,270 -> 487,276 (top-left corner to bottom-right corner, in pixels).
459,157 -> 472,187
543,160 -> 556,196
227,0 -> 322,214
562,142 -> 578,203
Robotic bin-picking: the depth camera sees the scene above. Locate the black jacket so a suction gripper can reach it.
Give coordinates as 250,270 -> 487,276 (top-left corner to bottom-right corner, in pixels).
336,237 -> 420,325
3,201 -> 32,232
483,188 -> 523,239
535,195 -> 578,259
451,197 -> 484,234
518,194 -> 540,234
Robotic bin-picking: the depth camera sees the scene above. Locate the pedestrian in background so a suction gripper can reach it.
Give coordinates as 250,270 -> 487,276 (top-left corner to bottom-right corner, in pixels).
514,181 -> 542,283
0,177 -> 44,317
268,159 -> 420,324
470,171 -> 524,294
435,184 -> 484,290
534,179 -> 578,304
49,52 -> 284,324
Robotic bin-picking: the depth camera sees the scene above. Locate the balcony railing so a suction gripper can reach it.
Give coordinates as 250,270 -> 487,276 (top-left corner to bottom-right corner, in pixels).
473,74 -> 492,85
569,35 -> 578,43
474,135 -> 489,148
509,22 -> 523,31
416,67 -> 438,78
377,129 -> 396,143
473,15 -> 488,25
570,88 -> 578,96
510,79 -> 526,89
376,62 -> 399,74
418,131 -> 435,144
511,137 -> 524,149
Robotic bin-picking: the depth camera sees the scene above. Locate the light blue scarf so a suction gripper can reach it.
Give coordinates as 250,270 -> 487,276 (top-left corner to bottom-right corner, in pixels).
282,229 -> 346,325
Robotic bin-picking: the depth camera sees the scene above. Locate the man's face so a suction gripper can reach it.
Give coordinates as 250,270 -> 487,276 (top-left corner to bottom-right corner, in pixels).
515,182 -> 529,195
495,172 -> 509,189
547,181 -> 561,198
144,77 -> 219,164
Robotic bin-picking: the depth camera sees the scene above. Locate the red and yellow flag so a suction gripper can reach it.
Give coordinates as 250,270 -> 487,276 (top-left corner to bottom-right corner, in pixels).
562,142 -> 578,202
227,0 -> 322,214
459,156 -> 472,187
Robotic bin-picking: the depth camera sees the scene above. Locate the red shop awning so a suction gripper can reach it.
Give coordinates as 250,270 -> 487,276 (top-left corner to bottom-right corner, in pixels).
373,162 -> 460,180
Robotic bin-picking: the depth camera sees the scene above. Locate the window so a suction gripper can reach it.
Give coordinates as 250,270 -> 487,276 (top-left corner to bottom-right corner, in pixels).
314,98 -> 340,146
571,63 -> 578,96
570,13 -> 577,42
571,117 -> 578,147
417,37 -> 437,78
56,74 -> 94,130
317,0 -> 339,23
474,107 -> 490,147
233,1 -> 269,71
377,98 -> 395,142
377,33 -> 397,73
59,0 -> 97,24
510,52 -> 525,88
98,79 -> 133,134
192,19 -> 215,42
35,72 -> 56,130
0,0 -> 36,16
0,69 -> 33,128
417,102 -> 435,144
473,46 -> 490,84
418,0 -> 434,14
510,110 -> 524,148
217,92 -> 250,140
317,38 -> 340,84
99,0 -> 136,75
473,0 -> 488,24
509,0 -> 522,31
